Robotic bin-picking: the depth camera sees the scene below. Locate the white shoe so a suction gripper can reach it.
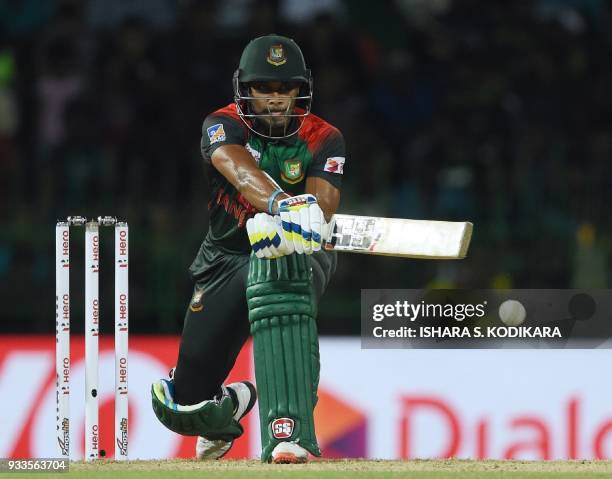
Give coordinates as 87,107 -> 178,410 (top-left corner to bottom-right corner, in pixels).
271,441 -> 309,464
196,436 -> 233,460
195,381 -> 257,460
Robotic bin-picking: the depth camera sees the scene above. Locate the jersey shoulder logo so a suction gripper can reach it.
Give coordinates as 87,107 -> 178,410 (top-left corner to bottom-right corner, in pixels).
281,159 -> 304,184
267,45 -> 287,66
207,123 -> 226,144
324,156 -> 345,174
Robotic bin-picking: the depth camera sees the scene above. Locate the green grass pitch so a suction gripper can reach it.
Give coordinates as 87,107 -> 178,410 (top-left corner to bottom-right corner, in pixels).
9,459 -> 612,479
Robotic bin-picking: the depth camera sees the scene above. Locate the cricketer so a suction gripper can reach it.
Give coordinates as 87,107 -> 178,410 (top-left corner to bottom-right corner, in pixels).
151,34 -> 345,464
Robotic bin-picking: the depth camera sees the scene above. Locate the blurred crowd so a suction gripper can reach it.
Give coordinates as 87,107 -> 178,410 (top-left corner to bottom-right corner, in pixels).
1,0 -> 611,334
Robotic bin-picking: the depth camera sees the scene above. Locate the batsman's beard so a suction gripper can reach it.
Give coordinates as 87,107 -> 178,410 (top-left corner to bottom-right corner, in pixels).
255,103 -> 294,137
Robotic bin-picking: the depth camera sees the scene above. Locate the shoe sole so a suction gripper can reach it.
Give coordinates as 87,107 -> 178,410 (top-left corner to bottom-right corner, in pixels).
272,453 -> 307,464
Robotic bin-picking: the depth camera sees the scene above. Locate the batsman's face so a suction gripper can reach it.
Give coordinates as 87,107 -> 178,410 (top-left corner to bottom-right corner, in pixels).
249,81 -> 300,129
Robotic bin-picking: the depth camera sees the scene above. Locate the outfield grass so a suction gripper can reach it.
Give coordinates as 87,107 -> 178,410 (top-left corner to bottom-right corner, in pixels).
7,459 -> 612,479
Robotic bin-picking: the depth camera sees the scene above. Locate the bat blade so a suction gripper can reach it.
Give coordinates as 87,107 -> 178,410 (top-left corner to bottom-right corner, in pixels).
323,214 -> 473,259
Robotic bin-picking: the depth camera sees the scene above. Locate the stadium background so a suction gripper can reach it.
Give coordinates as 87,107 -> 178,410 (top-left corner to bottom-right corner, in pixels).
1,0 -> 612,461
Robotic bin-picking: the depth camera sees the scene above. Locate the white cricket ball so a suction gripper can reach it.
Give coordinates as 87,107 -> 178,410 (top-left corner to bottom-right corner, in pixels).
498,299 -> 526,326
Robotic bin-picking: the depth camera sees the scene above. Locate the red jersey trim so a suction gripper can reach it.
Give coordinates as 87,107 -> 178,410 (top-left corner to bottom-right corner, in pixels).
211,104 -> 338,152
213,103 -> 241,121
297,109 -> 339,153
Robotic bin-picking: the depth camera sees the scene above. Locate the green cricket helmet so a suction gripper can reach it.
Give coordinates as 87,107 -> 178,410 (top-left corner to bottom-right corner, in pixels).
233,34 -> 313,139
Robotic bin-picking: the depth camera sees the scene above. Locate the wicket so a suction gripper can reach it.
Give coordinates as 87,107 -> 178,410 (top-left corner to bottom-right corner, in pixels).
55,216 -> 129,461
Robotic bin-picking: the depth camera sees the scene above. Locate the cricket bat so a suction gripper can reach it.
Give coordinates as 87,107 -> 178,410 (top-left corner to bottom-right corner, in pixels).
323,214 -> 473,259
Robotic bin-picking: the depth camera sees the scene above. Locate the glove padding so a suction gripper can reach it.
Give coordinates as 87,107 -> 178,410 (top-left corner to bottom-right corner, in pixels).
246,193 -> 325,258
278,194 -> 324,255
246,213 -> 291,259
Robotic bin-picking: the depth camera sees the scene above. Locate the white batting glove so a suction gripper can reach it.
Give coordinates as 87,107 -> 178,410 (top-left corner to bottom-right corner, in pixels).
246,213 -> 293,259
278,194 -> 324,255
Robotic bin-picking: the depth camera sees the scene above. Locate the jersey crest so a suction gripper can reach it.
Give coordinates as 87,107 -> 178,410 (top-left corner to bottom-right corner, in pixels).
281,159 -> 304,184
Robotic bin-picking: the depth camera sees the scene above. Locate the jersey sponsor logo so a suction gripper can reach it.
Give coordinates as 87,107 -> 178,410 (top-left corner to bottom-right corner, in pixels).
267,45 -> 287,66
210,188 -> 258,228
245,143 -> 261,164
324,157 -> 345,174
281,159 -> 304,184
271,418 -> 294,439
206,123 -> 226,144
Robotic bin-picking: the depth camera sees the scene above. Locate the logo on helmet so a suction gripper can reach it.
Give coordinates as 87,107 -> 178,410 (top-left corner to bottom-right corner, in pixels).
267,45 -> 287,66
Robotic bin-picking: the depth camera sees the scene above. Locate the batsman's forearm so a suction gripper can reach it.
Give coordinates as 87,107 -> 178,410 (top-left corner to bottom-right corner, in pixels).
233,165 -> 289,212
211,145 -> 289,213
305,176 -> 340,222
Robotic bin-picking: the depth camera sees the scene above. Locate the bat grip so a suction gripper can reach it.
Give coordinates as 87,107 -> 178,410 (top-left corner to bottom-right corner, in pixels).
322,217 -> 336,245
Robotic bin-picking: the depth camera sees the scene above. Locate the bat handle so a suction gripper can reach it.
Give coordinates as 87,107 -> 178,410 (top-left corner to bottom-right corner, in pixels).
322,217 -> 337,247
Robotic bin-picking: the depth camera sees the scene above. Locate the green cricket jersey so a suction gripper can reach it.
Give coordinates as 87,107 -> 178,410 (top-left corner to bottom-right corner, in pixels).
199,103 -> 345,254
